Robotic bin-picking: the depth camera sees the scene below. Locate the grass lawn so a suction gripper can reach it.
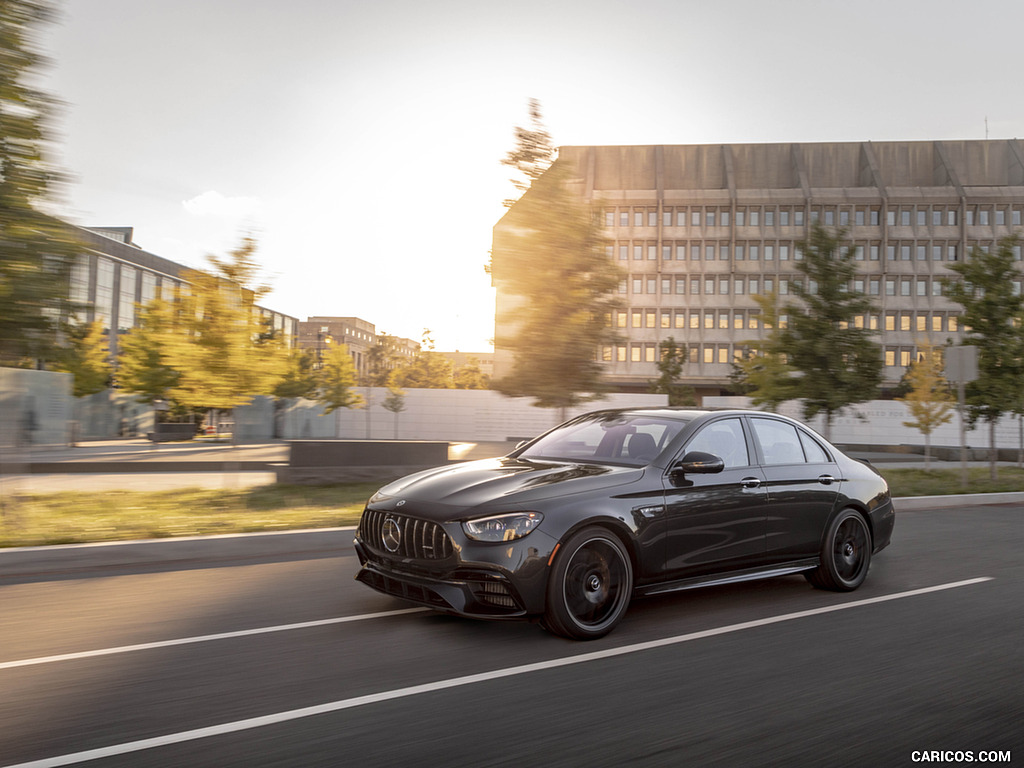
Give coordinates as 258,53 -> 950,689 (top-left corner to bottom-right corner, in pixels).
0,482 -> 379,548
1,466 -> 1022,548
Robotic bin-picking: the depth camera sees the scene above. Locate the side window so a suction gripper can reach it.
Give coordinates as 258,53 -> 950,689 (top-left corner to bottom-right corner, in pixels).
685,418 -> 749,468
751,418 -> 804,465
798,430 -> 831,463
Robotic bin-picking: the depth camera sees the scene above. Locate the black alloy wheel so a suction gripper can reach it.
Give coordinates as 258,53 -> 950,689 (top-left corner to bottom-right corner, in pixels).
544,527 -> 633,640
806,508 -> 872,591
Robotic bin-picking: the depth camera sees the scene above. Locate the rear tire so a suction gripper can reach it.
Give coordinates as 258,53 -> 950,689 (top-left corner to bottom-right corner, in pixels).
543,527 -> 633,640
806,509 -> 872,591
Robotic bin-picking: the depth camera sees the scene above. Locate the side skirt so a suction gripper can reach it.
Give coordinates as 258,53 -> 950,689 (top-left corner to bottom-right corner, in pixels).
636,559 -> 819,598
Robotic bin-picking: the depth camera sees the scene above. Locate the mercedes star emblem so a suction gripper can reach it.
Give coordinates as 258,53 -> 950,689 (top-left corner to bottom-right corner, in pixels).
381,516 -> 402,553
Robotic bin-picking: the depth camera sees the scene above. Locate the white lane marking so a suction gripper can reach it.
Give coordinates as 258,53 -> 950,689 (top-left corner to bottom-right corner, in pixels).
1,577 -> 992,768
0,608 -> 428,671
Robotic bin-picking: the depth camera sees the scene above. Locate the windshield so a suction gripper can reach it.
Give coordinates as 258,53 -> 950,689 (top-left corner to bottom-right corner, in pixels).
519,412 -> 690,466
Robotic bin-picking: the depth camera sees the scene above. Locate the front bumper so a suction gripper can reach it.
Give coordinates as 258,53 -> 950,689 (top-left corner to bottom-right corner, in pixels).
353,536 -> 549,618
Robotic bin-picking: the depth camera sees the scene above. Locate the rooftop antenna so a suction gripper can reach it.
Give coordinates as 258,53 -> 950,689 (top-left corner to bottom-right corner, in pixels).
985,116 -> 989,140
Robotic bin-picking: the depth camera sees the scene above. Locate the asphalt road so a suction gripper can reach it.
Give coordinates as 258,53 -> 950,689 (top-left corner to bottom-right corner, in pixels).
1,505 -> 1022,767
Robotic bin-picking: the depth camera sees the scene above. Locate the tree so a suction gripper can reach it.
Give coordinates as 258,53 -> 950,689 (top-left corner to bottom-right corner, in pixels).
53,319 -> 111,397
316,343 -> 363,414
943,234 -> 1024,480
162,237 -> 288,412
730,292 -> 798,413
780,225 -> 883,440
453,357 -> 490,390
492,109 -> 622,416
649,337 -> 695,406
381,383 -> 406,438
390,329 -> 453,389
116,297 -> 181,404
273,348 -> 319,399
0,1 -> 82,366
501,98 -> 554,208
896,340 -> 955,470
362,332 -> 404,387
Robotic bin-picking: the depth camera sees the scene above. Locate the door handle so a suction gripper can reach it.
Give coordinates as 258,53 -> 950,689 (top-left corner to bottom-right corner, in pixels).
818,474 -> 836,486
741,477 -> 761,488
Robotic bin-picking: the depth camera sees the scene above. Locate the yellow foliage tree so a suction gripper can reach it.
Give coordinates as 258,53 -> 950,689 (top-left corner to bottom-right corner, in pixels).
897,340 -> 955,470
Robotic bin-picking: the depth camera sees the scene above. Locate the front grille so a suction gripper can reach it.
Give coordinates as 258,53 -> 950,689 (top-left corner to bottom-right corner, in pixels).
360,508 -> 454,561
470,580 -> 520,610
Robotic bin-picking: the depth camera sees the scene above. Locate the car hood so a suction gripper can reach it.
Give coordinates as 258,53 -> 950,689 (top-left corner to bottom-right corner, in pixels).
369,456 -> 644,516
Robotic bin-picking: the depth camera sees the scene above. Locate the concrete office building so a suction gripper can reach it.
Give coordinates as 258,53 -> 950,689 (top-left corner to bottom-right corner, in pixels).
70,226 -> 298,357
297,317 -> 419,380
491,140 -> 1024,399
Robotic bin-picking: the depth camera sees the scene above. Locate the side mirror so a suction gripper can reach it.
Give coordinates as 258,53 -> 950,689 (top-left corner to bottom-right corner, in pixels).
673,451 -> 725,475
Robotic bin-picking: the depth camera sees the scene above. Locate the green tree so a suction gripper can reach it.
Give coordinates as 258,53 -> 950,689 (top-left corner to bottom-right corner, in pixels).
943,234 -> 1024,480
316,343 -> 363,414
492,116 -> 621,416
390,330 -> 453,389
649,337 -> 695,406
896,340 -> 955,470
453,356 -> 490,390
0,1 -> 82,366
730,292 -> 798,412
273,348 -> 319,399
501,97 -> 554,208
362,332 -> 403,387
53,319 -> 111,396
164,237 -> 287,412
780,225 -> 882,440
115,297 -> 181,404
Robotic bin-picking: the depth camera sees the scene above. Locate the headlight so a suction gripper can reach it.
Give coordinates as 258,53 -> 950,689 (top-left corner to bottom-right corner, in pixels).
462,512 -> 543,542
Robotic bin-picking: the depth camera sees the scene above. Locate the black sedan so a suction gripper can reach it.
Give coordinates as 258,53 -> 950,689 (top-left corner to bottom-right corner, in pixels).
353,408 -> 895,640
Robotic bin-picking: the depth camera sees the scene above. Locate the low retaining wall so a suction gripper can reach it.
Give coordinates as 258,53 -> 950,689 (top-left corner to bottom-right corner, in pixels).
276,440 -> 450,484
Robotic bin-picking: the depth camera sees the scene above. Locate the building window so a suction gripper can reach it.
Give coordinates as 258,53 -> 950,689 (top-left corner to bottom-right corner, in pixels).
749,209 -> 760,226
765,209 -> 775,227
735,209 -> 745,226
691,244 -> 701,260
885,349 -> 896,366
95,257 -> 115,331
117,265 -> 137,332
648,209 -> 658,227
690,313 -> 700,329
721,210 -> 730,227
703,347 -> 714,364
631,311 -> 642,328
634,210 -> 644,226
631,346 -> 641,362
794,209 -> 805,226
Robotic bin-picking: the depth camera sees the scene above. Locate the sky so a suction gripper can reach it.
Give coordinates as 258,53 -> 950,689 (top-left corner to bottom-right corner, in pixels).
36,0 -> 1024,352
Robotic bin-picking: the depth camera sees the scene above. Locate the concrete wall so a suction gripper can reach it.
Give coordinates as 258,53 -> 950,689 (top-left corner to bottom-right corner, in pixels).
704,396 -> 1024,451
0,368 -> 73,448
267,389 -> 669,443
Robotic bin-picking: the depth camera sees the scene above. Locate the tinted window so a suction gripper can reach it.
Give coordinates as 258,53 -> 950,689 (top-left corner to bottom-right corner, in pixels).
685,418 -> 749,468
521,413 -> 689,466
798,430 -> 831,463
751,418 -> 804,465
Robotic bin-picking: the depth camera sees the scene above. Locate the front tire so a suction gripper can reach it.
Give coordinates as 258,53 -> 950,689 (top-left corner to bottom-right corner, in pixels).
544,527 -> 633,640
806,509 -> 872,591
